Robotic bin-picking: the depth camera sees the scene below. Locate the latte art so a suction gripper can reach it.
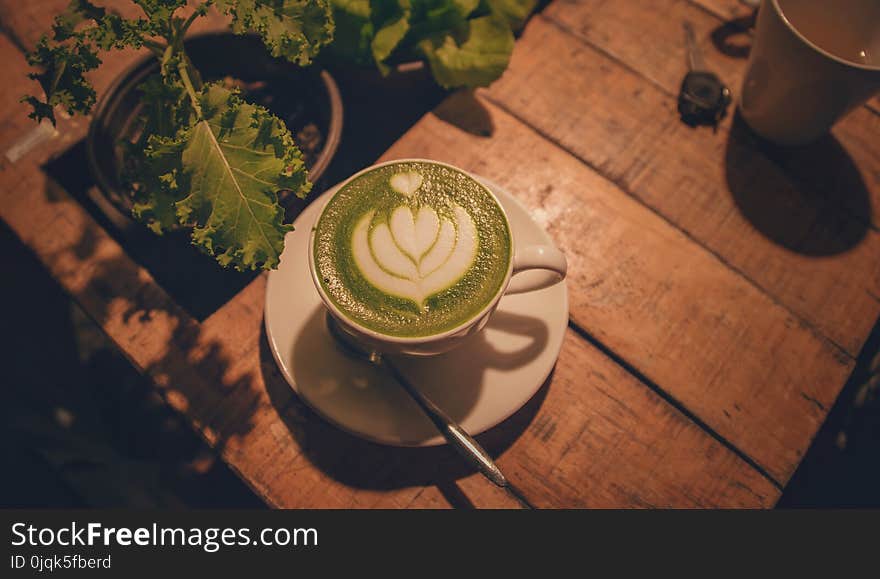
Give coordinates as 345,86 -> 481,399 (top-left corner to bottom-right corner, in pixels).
353,204 -> 477,307
314,161 -> 511,338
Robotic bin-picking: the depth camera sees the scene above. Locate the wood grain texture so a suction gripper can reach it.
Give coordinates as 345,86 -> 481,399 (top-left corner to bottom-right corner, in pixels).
0,154 -> 779,508
0,28 -> 779,507
484,10 -> 880,357
380,91 -> 852,484
201,275 -> 777,508
0,0 -> 69,52
0,33 -> 48,155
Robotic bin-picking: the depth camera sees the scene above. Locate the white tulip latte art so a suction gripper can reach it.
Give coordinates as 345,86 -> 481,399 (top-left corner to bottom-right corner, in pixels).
314,162 -> 512,338
352,191 -> 478,307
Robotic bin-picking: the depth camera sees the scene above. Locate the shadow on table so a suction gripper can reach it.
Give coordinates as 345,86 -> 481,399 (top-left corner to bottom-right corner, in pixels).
43,141 -> 262,322
778,316 -> 880,508
260,326 -> 550,507
0,220 -> 263,508
710,9 -> 756,60
14,169 -> 277,506
724,111 -> 871,256
433,90 -> 495,137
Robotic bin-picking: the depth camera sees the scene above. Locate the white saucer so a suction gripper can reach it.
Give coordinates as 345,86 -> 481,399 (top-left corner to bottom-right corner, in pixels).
264,177 -> 569,446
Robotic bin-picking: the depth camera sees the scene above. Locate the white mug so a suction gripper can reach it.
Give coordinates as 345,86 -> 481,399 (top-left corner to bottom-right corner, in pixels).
740,0 -> 880,145
308,159 -> 568,356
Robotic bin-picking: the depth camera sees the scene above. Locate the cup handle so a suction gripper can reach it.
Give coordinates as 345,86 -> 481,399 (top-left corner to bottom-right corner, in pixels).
505,244 -> 568,295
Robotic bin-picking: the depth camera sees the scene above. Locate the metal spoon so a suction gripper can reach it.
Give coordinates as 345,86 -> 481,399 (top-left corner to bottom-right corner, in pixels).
325,314 -> 534,509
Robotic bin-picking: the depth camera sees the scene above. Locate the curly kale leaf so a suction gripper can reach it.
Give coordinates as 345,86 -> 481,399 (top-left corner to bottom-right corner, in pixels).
52,0 -> 107,40
140,84 -> 308,270
131,131 -> 189,234
23,0 -> 161,123
126,74 -> 194,233
133,0 -> 188,34
24,0 -> 327,270
218,0 -> 335,65
326,0 -> 373,64
23,36 -> 101,124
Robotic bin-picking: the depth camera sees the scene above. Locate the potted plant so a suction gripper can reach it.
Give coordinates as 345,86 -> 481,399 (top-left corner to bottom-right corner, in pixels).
23,0 -> 340,271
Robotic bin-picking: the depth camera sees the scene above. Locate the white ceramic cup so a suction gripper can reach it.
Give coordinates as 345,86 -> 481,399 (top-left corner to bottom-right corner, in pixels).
740,0 -> 880,145
308,159 -> 568,357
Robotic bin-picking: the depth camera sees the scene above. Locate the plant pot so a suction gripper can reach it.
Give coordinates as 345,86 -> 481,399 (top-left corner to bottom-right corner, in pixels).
86,32 -> 343,231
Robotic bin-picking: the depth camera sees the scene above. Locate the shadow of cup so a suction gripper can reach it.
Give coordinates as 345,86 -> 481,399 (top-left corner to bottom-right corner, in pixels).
259,317 -> 551,491
288,305 -> 549,443
725,111 -> 871,255
710,9 -> 758,60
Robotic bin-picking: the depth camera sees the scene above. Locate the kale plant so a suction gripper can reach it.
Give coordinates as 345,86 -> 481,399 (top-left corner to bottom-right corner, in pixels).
24,0 -> 335,270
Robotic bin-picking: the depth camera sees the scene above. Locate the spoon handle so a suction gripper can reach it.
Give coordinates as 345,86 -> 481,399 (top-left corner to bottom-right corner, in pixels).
382,360 -> 508,489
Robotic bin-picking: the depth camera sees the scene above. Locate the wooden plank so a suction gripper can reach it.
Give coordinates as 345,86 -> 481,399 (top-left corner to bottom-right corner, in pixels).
484,12 -> 880,357
544,0 -> 880,340
0,0 -> 70,52
380,91 -> 851,484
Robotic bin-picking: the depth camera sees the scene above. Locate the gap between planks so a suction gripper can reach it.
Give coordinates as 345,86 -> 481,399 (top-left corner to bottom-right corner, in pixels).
567,319 -> 783,489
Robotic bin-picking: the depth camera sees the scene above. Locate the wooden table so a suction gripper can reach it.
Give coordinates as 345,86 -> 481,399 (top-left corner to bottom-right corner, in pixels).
2,0 -> 878,508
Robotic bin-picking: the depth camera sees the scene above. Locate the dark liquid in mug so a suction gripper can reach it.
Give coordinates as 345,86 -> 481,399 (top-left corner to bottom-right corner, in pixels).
778,0 -> 879,65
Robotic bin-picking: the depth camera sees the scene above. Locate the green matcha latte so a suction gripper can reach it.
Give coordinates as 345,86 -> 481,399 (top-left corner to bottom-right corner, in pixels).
313,161 -> 512,338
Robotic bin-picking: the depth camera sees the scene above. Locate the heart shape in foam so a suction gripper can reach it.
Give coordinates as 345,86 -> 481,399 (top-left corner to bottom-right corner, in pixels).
389,171 -> 423,196
389,206 -> 441,263
352,204 -> 478,307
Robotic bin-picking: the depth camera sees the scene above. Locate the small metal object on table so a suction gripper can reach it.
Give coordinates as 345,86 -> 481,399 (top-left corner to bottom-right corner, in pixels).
678,21 -> 731,129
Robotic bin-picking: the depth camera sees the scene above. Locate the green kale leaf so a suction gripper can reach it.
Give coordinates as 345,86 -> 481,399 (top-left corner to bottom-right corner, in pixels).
485,0 -> 537,30
166,84 -> 309,270
326,0 -> 373,63
326,0 -> 531,88
218,0 -> 335,65
23,36 -> 101,124
418,12 -> 513,88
